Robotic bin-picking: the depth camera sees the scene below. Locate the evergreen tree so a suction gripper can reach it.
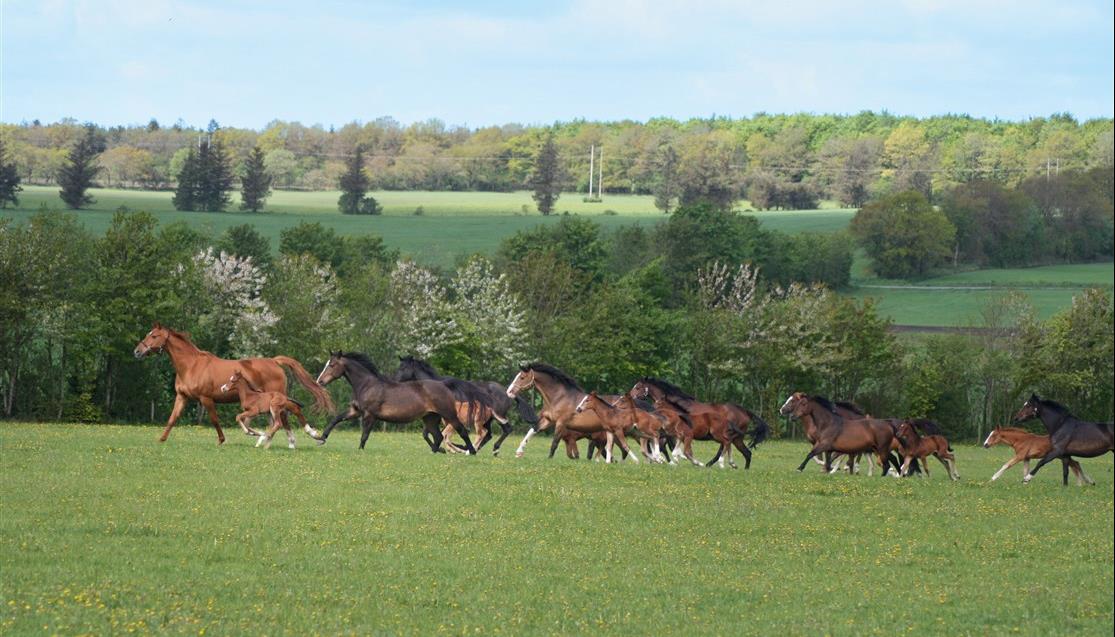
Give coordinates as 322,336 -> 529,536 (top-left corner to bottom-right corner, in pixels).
530,132 -> 563,215
239,146 -> 272,212
172,148 -> 200,211
652,145 -> 680,213
0,138 -> 22,209
216,224 -> 273,270
58,125 -> 105,209
198,139 -> 233,212
338,146 -> 370,214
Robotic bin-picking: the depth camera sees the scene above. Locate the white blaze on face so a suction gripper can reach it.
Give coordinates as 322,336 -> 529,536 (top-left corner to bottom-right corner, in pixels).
316,360 -> 331,384
506,372 -> 525,397
983,430 -> 996,447
575,395 -> 589,413
779,394 -> 795,415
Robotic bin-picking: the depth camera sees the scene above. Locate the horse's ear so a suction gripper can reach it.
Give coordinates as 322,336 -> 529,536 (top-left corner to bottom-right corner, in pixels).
153,321 -> 161,329
1030,392 -> 1038,400
520,364 -> 528,372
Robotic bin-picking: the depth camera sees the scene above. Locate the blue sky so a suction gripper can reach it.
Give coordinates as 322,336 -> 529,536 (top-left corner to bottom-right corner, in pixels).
2,0 -> 1112,129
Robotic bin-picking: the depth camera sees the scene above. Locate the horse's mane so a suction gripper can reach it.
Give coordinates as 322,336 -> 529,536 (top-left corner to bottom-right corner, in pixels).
526,363 -> 583,392
340,352 -> 385,379
664,395 -> 692,413
1036,396 -> 1074,418
835,401 -> 866,416
809,395 -> 840,414
908,418 -> 943,435
398,356 -> 442,379
639,377 -> 695,401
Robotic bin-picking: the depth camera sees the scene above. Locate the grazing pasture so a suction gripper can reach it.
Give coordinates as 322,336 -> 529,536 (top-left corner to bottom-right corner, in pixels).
1,422 -> 1112,635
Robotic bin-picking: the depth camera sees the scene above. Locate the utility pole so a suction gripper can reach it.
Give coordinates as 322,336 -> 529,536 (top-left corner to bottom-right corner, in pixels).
588,145 -> 595,199
597,147 -> 604,201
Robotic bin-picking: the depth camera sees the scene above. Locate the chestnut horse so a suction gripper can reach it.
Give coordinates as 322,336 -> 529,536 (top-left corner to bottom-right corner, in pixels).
1012,394 -> 1113,485
631,378 -> 769,469
133,323 -> 333,444
894,420 -> 959,480
982,426 -> 1093,485
573,391 -> 647,463
779,393 -> 897,475
219,371 -> 320,449
315,352 -> 477,454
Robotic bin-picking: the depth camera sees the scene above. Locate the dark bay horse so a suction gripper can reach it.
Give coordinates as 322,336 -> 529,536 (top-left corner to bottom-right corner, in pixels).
133,323 -> 333,444
1012,394 -> 1113,485
315,352 -> 477,454
396,356 -> 537,455
983,426 -> 1092,484
779,393 -> 897,475
631,378 -> 769,469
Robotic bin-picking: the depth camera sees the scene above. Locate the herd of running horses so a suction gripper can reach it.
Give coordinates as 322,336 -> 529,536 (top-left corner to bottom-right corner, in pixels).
134,323 -> 1114,485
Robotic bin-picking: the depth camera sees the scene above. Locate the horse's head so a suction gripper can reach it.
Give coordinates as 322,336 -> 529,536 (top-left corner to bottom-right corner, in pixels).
630,380 -> 655,401
779,392 -> 809,418
220,371 -> 244,394
506,366 -> 536,398
982,425 -> 1004,448
134,323 -> 170,359
1012,394 -> 1041,424
317,351 -> 347,386
895,420 -> 918,448
575,391 -> 600,414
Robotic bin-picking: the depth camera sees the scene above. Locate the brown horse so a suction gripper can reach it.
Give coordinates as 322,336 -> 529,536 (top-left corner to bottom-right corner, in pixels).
779,393 -> 897,475
133,323 -> 333,444
617,393 -> 671,463
315,352 -> 476,453
982,426 -> 1093,484
894,420 -> 959,480
1012,394 -> 1113,485
573,391 -> 644,463
219,371 -> 320,449
507,363 -> 634,461
631,378 -> 769,469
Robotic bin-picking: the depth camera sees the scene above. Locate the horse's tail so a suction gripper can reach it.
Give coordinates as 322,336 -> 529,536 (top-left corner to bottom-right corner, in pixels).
273,356 -> 335,414
515,395 -> 539,424
746,411 -> 770,449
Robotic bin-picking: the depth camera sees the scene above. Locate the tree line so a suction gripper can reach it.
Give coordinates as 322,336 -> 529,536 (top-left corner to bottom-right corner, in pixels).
1,112 -> 1111,210
2,204 -> 1110,441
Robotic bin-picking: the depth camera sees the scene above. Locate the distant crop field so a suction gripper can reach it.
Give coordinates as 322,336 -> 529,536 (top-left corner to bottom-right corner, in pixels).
1,423 -> 1111,635
850,287 -> 1097,326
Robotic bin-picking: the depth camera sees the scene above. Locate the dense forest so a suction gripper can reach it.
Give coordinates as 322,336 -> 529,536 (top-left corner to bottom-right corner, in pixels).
1,112 -> 1111,208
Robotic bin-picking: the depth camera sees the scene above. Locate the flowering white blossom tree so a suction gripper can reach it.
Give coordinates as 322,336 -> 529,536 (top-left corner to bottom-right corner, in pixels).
388,260 -> 460,359
264,254 -> 347,363
451,256 -> 527,371
191,248 -> 277,357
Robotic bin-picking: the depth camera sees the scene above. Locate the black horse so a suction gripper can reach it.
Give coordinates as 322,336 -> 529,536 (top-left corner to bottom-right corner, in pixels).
314,351 -> 478,453
395,356 -> 538,455
1013,394 -> 1113,485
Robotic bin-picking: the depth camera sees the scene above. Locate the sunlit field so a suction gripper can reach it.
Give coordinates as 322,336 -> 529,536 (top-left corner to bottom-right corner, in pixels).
2,423 -> 1112,635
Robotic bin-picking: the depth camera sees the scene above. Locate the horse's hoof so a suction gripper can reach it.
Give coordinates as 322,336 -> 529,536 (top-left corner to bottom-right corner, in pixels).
492,450 -> 500,457
515,451 -> 524,458
316,438 -> 327,446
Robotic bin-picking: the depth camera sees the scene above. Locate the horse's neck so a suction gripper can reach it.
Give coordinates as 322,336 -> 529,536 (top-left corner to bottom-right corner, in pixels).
1040,408 -> 1071,434
164,334 -> 204,375
532,374 -> 577,412
807,404 -> 838,431
345,365 -> 384,393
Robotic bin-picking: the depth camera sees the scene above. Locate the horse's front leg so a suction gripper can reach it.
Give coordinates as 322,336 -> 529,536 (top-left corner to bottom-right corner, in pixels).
515,415 -> 551,458
317,404 -> 359,444
199,396 -> 225,445
358,416 -> 376,450
1023,449 -> 1062,483
991,457 -> 1019,481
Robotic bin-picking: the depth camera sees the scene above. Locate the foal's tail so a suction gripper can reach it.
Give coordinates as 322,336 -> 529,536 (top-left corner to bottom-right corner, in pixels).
273,356 -> 335,414
515,395 -> 539,425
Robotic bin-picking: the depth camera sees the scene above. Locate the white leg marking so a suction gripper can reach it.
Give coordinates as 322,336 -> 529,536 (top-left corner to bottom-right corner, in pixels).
515,428 -> 536,457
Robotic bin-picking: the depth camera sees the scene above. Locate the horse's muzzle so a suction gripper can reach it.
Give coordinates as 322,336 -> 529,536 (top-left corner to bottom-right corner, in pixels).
982,443 -> 990,448
133,347 -> 146,359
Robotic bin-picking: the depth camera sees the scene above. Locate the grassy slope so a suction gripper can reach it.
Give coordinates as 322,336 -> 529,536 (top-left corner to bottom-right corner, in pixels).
1,423 -> 1112,635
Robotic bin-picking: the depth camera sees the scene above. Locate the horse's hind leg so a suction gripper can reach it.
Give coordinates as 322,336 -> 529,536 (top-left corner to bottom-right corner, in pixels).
358,416 -> 376,450
422,414 -> 446,453
1060,458 -> 1070,486
732,437 -> 751,469
280,410 -> 297,449
490,418 -> 513,456
441,422 -> 465,454
1070,460 -> 1094,486
289,402 -> 319,440
706,442 -> 726,468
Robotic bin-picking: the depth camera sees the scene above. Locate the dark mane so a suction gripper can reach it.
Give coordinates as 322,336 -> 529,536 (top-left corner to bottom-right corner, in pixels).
835,401 -> 866,416
527,363 -> 584,392
1036,396 -> 1073,417
340,352 -> 385,379
809,395 -> 839,414
908,418 -> 943,436
398,356 -> 443,379
640,377 -> 695,401
664,396 -> 692,414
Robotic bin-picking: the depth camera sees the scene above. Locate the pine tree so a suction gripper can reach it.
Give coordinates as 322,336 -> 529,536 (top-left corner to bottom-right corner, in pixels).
239,146 -> 272,212
530,132 -> 563,215
338,146 -> 370,214
172,148 -> 200,211
58,125 -> 105,209
0,138 -> 22,209
199,140 -> 233,212
653,145 -> 680,213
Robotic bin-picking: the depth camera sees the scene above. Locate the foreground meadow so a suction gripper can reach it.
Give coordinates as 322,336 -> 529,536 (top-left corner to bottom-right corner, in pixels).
1,423 -> 1112,635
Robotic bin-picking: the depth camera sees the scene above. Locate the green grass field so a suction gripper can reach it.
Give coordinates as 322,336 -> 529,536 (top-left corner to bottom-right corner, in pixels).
2,423 -> 1112,635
